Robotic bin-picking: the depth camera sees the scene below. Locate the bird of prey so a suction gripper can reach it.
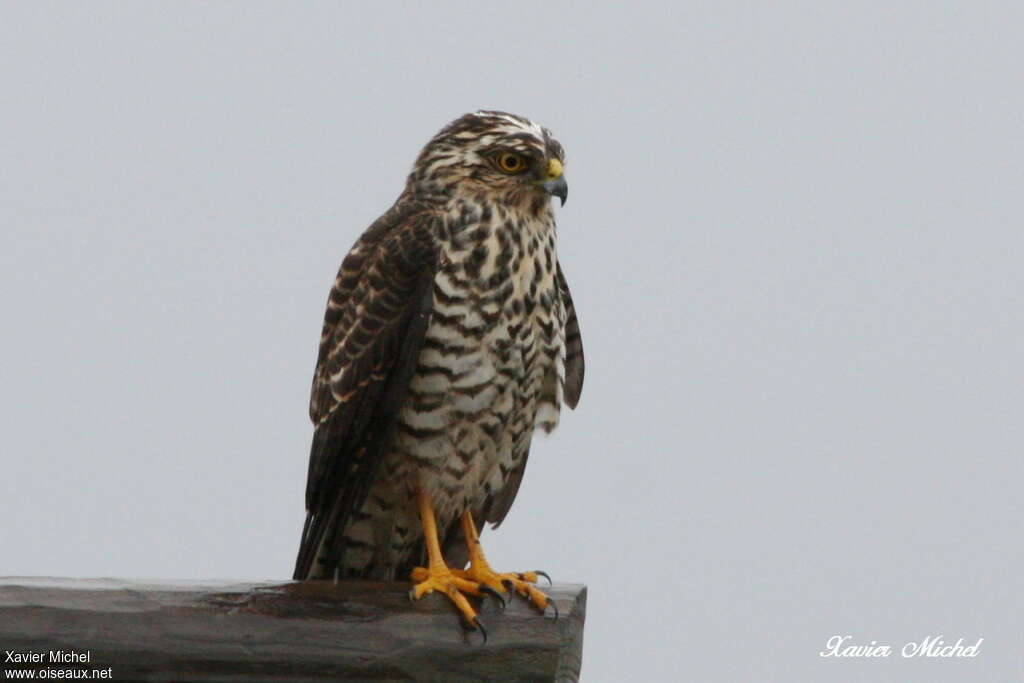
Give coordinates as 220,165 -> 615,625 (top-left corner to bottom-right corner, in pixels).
293,111 -> 584,633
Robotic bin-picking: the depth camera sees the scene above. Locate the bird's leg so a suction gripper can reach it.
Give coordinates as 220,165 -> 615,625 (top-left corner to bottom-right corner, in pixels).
454,509 -> 554,614
408,490 -> 485,630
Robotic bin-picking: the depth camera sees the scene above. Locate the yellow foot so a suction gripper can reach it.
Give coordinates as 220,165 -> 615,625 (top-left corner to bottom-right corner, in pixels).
409,565 -> 487,634
441,509 -> 559,618
412,565 -> 555,616
462,566 -> 554,615
409,491 -> 490,639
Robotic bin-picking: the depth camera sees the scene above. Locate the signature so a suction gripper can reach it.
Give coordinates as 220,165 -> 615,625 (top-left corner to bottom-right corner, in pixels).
819,635 -> 982,658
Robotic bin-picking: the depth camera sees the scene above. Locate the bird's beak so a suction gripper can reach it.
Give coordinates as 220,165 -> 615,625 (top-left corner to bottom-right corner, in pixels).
540,158 -> 568,206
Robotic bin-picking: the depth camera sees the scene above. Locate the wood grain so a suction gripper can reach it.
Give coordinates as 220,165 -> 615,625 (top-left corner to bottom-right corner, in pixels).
0,577 -> 586,682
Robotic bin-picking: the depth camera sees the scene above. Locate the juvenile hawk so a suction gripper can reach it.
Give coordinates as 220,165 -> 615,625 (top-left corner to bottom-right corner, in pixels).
293,111 -> 584,633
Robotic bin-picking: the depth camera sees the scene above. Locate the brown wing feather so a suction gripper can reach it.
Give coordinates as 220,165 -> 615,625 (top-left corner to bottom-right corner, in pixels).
558,262 -> 585,409
294,199 -> 438,580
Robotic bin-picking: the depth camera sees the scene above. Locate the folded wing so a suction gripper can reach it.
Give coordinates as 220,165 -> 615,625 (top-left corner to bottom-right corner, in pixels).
294,202 -> 439,580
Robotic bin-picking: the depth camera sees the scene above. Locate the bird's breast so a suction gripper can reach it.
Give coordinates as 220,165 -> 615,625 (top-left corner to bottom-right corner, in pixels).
389,211 -> 566,515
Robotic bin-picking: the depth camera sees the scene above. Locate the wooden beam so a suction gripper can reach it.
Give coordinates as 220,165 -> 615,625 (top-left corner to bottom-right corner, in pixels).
0,577 -> 586,682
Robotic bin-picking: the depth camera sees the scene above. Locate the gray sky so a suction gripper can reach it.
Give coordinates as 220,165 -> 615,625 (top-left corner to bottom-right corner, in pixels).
3,2 -> 1022,681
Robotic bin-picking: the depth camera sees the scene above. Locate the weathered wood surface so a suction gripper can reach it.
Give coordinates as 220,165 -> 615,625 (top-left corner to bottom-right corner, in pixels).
0,577 -> 585,682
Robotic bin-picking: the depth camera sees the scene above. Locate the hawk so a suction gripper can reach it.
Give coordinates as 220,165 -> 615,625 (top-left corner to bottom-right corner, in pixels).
293,111 -> 584,634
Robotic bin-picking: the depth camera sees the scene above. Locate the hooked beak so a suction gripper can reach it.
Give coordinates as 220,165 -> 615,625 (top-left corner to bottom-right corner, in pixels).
540,158 -> 568,206
542,176 -> 568,206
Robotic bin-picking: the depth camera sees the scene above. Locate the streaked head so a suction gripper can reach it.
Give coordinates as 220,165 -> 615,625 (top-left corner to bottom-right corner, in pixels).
408,110 -> 567,210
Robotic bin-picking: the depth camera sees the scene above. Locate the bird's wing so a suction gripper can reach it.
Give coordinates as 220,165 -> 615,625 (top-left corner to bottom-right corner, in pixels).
294,200 -> 438,580
558,261 -> 585,409
484,261 -> 585,529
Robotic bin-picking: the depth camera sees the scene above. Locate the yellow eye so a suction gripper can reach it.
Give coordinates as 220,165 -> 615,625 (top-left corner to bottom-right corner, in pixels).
496,152 -> 527,174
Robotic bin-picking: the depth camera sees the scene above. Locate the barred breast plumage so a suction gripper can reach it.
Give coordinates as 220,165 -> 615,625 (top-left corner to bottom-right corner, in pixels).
295,111 -> 584,593
336,200 -> 566,579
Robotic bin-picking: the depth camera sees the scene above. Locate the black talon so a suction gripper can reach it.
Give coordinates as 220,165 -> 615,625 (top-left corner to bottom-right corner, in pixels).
502,578 -> 515,592
471,617 -> 488,645
480,585 -> 506,609
535,570 -> 552,586
547,599 -> 559,621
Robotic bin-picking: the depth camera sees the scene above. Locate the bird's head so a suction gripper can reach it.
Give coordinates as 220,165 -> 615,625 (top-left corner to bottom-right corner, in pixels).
407,110 -> 567,213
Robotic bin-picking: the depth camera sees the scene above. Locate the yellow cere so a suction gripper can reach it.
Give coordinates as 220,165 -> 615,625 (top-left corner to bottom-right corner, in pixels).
546,158 -> 564,180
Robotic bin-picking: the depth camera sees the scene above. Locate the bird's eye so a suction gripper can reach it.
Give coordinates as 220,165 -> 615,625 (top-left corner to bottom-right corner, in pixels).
496,152 -> 527,174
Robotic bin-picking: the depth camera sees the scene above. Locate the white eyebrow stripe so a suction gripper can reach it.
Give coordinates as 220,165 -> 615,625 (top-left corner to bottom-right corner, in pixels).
472,110 -> 546,141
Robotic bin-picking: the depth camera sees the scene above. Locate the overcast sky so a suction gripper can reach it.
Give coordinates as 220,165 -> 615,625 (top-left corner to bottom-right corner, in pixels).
3,2 -> 1022,681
